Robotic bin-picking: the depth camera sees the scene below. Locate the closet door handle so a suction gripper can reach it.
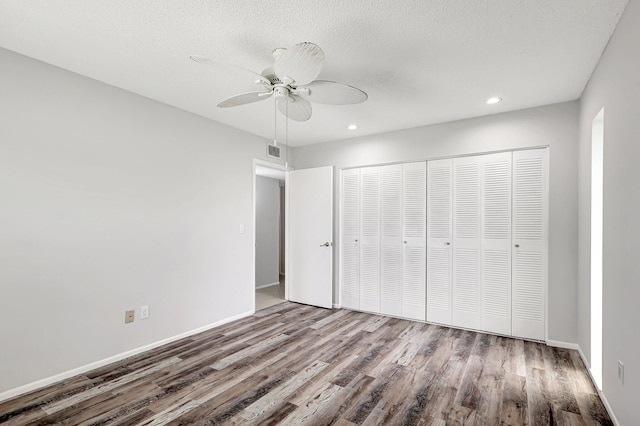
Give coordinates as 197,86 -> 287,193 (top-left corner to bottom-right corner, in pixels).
320,242 -> 332,247
446,242 -> 451,246
515,244 -> 520,248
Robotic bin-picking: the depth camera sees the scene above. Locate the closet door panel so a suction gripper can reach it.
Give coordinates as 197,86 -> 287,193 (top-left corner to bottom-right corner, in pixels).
380,164 -> 403,316
340,169 -> 360,309
452,156 -> 482,329
512,149 -> 548,340
481,152 -> 512,335
402,162 -> 426,320
427,159 -> 453,324
359,166 -> 381,313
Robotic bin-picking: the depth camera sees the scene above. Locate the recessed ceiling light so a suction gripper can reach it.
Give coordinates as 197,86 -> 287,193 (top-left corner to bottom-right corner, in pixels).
347,124 -> 358,130
486,97 -> 503,105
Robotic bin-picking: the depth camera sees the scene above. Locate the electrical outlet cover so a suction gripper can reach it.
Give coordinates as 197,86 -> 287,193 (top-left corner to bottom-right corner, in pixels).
125,310 -> 135,324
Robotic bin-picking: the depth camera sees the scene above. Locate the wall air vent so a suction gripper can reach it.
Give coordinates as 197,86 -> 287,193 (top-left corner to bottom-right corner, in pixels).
267,143 -> 281,159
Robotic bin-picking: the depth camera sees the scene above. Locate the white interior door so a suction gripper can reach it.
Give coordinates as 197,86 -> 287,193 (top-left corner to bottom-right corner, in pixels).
512,149 -> 548,340
340,168 -> 360,309
380,164 -> 403,317
427,159 -> 453,324
289,166 -> 334,309
402,161 -> 426,321
481,152 -> 512,335
452,156 -> 482,329
359,166 -> 381,313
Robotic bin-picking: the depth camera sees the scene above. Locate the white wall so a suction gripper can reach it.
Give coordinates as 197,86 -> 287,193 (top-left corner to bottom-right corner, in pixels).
255,176 -> 281,288
0,48 -> 282,394
578,0 -> 640,422
293,101 -> 579,343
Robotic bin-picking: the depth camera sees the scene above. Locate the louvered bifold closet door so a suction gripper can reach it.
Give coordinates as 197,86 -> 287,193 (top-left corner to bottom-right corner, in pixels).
402,162 -> 426,320
427,159 -> 453,324
452,156 -> 482,329
481,152 -> 512,335
380,164 -> 403,317
359,166 -> 382,313
512,149 -> 548,340
341,168 -> 360,309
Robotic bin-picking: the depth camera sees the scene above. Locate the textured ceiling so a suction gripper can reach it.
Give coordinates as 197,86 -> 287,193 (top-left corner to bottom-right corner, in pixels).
0,0 -> 628,146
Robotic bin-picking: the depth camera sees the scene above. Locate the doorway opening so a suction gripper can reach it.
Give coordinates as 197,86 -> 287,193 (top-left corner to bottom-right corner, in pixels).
254,162 -> 288,311
591,107 -> 604,390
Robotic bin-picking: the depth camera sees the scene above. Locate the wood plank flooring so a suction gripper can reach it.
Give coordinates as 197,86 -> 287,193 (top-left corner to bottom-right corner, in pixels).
0,303 -> 612,425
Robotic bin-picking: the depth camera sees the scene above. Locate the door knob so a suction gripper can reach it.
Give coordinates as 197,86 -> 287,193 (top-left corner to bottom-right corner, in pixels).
446,242 -> 451,246
515,244 -> 520,248
404,241 -> 408,244
320,242 -> 332,247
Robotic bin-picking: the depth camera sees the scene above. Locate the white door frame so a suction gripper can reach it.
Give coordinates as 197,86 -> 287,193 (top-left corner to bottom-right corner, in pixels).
252,159 -> 291,313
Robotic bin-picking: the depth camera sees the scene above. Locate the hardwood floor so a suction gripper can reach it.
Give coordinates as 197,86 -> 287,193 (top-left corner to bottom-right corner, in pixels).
0,303 -> 612,425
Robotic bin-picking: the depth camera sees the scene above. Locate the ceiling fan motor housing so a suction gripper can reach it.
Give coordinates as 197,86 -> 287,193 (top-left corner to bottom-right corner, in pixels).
274,86 -> 290,98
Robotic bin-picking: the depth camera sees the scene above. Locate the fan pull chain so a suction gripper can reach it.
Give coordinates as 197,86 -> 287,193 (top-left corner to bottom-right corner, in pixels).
285,95 -> 289,168
273,93 -> 277,146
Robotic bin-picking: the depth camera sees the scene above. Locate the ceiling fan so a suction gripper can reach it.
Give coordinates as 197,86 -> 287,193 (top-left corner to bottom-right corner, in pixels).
190,42 -> 368,122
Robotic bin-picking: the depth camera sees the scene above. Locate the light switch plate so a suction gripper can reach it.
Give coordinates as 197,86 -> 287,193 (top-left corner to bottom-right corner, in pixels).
141,305 -> 149,319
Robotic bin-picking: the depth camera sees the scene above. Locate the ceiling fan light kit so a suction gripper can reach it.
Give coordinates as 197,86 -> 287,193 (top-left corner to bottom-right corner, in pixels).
191,42 -> 368,122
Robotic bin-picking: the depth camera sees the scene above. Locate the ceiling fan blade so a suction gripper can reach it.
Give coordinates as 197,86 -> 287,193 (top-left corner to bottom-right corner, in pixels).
189,55 -> 270,86
274,42 -> 324,86
217,91 -> 272,108
298,80 -> 368,105
277,95 -> 312,122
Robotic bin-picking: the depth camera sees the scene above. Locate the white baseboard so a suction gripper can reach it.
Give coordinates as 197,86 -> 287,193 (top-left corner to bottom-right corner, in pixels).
332,303 -> 341,309
545,339 -> 580,351
0,310 -> 253,403
256,282 -> 280,290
